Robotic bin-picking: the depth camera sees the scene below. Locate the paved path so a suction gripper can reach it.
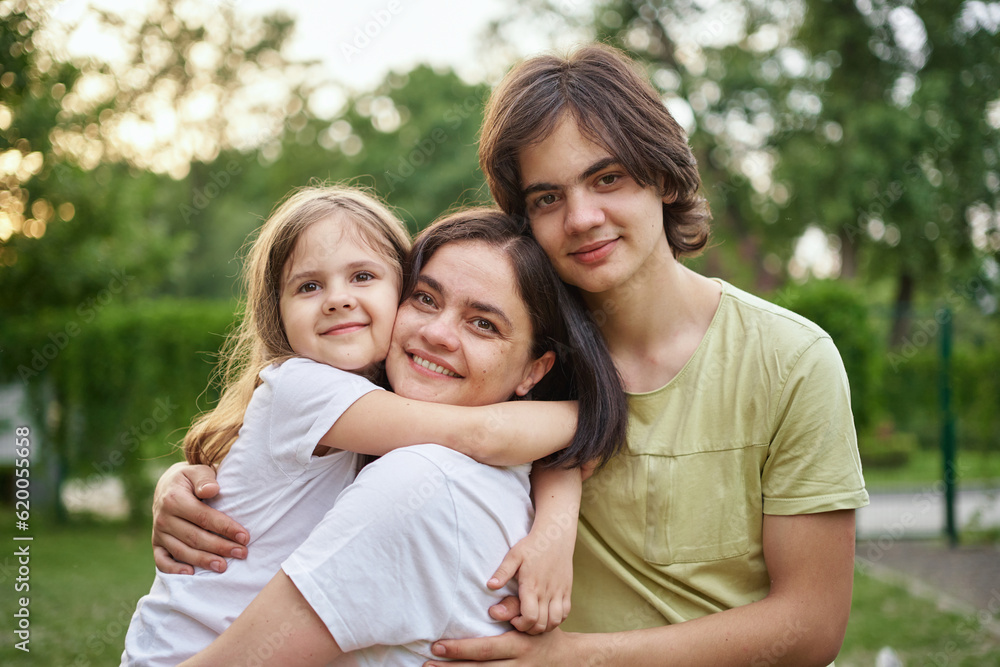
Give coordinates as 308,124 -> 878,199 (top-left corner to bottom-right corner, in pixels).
857,488 -> 1000,631
858,487 -> 1000,539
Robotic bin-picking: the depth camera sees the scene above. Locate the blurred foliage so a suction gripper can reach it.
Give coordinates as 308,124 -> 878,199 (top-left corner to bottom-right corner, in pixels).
1,299 -> 235,521
1,0 -> 998,516
778,279 -> 880,430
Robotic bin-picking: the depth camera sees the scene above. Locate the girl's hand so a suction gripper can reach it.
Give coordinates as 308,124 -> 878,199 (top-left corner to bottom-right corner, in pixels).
487,522 -> 575,635
151,462 -> 249,574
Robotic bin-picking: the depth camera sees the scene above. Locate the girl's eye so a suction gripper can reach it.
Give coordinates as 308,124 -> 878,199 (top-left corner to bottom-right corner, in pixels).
472,317 -> 497,333
353,271 -> 375,283
298,281 -> 320,293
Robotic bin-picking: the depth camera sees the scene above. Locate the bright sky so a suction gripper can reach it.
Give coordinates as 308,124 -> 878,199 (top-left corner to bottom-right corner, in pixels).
50,0 -> 585,91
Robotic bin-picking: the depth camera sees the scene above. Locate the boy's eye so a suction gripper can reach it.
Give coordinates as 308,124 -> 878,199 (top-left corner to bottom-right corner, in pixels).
597,173 -> 619,186
534,193 -> 558,209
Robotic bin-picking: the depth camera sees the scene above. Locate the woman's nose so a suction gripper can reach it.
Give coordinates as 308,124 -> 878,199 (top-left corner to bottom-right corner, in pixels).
420,315 -> 460,352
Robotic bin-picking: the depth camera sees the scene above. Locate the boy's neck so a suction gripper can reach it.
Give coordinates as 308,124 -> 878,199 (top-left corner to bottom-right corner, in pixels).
584,251 -> 721,393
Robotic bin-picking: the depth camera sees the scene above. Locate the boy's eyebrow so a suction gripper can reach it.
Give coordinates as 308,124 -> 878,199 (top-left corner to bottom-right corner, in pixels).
416,274 -> 514,330
522,157 -> 620,197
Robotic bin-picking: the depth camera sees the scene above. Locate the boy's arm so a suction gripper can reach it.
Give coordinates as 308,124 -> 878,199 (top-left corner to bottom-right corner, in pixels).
425,509 -> 857,666
322,391 -> 578,465
487,464 -> 582,635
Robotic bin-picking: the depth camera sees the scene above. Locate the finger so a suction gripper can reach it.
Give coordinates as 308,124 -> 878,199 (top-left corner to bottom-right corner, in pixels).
152,546 -> 194,575
488,595 -> 520,622
161,486 -> 250,546
511,590 -> 539,634
488,551 -> 523,590
152,533 -> 229,573
153,512 -> 247,563
429,631 -> 521,661
184,464 -> 221,499
544,597 -> 567,633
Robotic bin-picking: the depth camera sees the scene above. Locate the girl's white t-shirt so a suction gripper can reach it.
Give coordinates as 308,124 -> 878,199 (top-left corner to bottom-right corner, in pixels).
121,357 -> 380,667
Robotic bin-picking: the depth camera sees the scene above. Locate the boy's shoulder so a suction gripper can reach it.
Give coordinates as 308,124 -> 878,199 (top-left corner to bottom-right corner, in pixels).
718,280 -> 831,348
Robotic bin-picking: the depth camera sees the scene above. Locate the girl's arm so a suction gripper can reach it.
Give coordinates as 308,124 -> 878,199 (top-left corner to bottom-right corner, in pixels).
179,569 -> 342,667
486,464 -> 582,634
321,391 -> 578,466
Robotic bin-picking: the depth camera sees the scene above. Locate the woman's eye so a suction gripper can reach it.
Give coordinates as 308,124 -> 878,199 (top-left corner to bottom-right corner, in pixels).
413,292 -> 435,308
472,317 -> 497,333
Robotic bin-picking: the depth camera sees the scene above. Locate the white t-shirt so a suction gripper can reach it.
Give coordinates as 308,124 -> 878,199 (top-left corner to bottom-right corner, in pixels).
282,444 -> 533,667
121,357 -> 380,667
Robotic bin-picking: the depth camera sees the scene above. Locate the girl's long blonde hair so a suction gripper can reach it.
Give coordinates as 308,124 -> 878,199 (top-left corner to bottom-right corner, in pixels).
184,185 -> 411,466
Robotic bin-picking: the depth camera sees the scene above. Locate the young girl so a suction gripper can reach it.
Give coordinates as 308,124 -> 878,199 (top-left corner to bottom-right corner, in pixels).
120,187 -> 610,666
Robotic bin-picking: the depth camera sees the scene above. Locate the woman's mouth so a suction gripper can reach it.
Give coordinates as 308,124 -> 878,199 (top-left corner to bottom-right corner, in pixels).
409,353 -> 461,378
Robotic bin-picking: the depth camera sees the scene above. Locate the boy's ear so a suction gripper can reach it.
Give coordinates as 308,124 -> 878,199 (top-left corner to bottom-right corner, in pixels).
514,350 -> 556,397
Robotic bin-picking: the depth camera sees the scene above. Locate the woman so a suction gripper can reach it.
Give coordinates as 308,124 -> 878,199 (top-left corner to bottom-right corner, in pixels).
167,208 -> 626,665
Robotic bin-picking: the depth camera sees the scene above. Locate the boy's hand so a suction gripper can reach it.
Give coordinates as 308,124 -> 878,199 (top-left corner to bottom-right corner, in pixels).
151,462 -> 249,574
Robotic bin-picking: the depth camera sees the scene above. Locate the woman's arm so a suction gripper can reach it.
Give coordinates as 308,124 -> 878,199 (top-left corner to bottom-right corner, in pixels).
425,510 -> 857,667
179,570 -> 342,667
487,465 -> 581,634
321,391 -> 578,465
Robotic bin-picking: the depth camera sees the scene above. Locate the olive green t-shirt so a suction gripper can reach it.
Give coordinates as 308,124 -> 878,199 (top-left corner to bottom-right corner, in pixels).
565,280 -> 869,632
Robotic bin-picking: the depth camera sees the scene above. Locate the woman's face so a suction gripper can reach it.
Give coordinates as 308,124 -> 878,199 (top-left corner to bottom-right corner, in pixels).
385,240 -> 555,407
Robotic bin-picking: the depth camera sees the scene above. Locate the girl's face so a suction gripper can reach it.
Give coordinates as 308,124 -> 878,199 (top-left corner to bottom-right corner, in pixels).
280,215 -> 401,376
386,240 -> 555,407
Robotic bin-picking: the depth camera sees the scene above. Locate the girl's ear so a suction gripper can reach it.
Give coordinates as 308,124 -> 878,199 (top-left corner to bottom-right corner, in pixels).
514,350 -> 556,397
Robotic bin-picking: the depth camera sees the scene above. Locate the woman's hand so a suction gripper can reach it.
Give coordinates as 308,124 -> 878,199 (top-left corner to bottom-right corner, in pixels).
151,462 -> 250,574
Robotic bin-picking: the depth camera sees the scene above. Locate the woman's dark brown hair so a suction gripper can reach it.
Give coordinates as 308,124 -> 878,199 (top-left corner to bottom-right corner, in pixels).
479,43 -> 711,258
406,207 -> 628,469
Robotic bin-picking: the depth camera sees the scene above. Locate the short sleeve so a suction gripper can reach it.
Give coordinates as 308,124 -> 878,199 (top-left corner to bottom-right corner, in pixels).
761,336 -> 869,515
261,358 -> 381,472
281,449 -> 460,651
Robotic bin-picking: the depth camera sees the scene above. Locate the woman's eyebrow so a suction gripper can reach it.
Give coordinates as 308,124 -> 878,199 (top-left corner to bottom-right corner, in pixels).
418,273 -> 513,330
468,299 -> 513,330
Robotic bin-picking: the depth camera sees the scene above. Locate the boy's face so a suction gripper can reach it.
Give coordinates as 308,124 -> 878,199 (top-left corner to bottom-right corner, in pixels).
518,115 -> 673,297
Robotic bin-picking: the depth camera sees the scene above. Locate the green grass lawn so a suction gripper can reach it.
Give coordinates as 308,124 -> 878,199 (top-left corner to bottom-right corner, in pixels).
1,514 -> 998,665
863,447 -> 1000,490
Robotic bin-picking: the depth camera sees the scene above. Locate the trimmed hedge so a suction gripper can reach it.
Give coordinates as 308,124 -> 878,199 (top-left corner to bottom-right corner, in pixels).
1,299 -> 237,522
